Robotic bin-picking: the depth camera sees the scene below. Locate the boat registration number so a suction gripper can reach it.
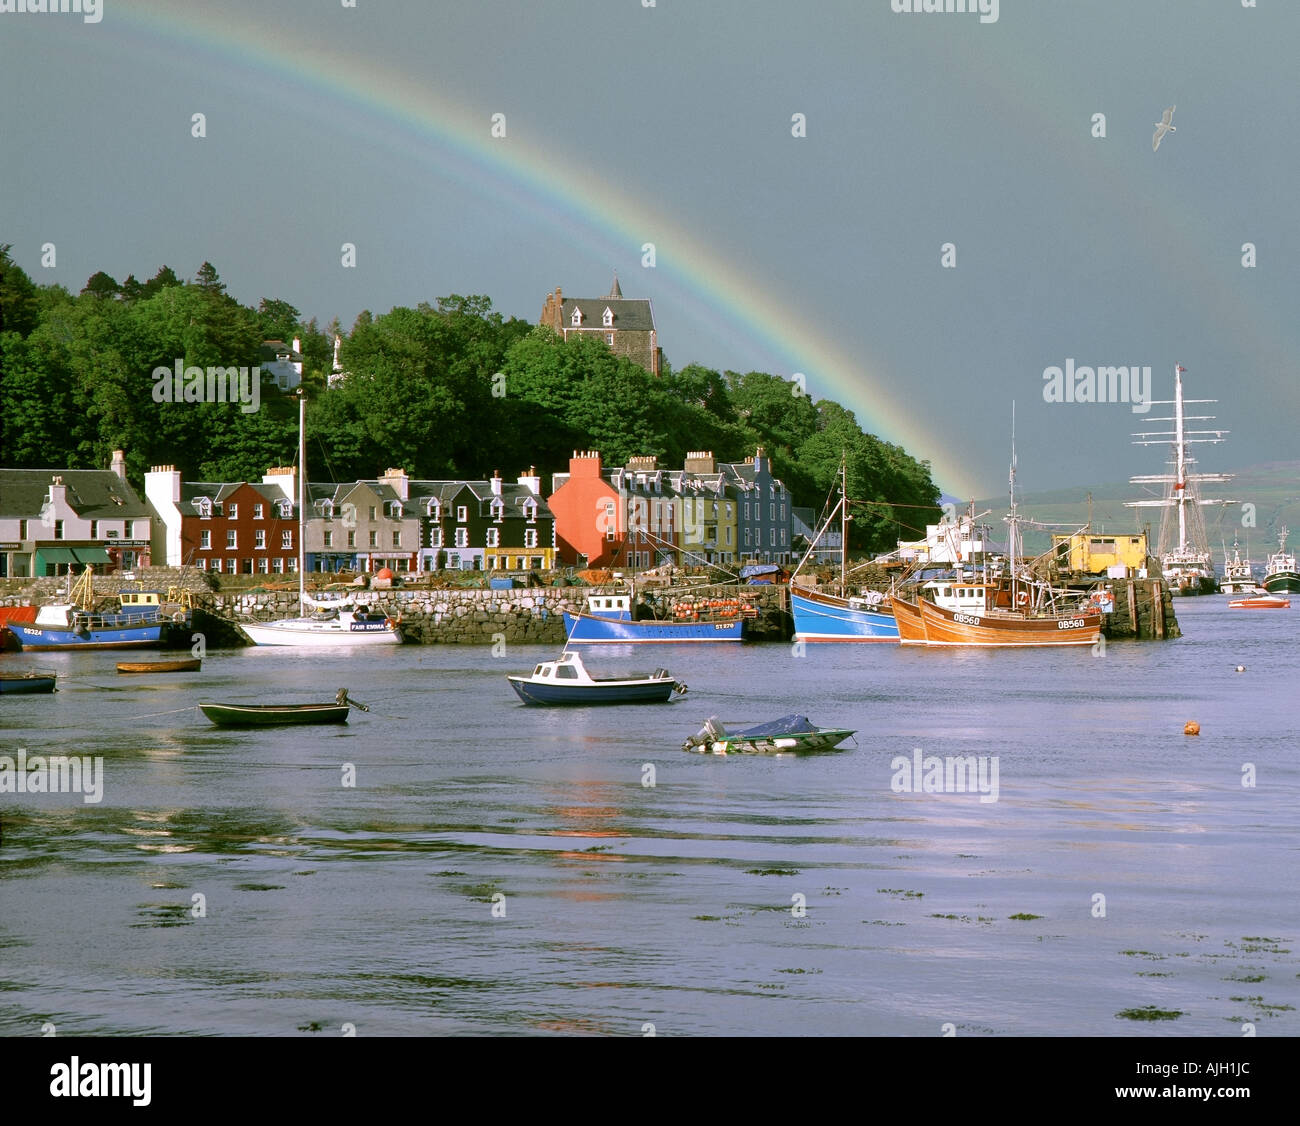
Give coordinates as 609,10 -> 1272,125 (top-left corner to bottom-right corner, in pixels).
953,613 -> 981,626
1057,618 -> 1088,630
714,623 -> 733,630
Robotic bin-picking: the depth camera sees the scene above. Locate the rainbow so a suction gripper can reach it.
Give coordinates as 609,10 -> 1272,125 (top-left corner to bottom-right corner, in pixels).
95,2 -> 975,494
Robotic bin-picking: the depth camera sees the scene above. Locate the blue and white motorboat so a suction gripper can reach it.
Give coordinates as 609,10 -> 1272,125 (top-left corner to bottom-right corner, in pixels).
507,650 -> 688,705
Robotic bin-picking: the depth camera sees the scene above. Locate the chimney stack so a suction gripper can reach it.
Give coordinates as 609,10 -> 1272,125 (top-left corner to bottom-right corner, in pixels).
110,449 -> 127,480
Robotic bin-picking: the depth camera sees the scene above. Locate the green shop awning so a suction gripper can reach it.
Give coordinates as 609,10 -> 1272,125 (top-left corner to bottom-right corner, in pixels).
74,547 -> 113,564
37,548 -> 80,564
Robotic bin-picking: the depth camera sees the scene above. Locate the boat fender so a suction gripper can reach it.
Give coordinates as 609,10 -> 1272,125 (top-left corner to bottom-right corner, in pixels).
384,618 -> 396,629
675,682 -> 689,694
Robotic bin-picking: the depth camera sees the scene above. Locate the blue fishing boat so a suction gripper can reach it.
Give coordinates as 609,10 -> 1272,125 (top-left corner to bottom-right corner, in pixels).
8,568 -> 179,651
789,461 -> 898,642
563,592 -> 746,644
790,587 -> 898,642
508,650 -> 687,705
9,604 -> 165,650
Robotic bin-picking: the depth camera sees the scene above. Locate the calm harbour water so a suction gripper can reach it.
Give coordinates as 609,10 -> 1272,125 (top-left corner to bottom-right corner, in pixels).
1,598 -> 1297,1037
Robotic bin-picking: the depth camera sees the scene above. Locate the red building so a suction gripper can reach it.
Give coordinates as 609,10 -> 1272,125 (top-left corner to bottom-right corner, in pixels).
177,480 -> 298,575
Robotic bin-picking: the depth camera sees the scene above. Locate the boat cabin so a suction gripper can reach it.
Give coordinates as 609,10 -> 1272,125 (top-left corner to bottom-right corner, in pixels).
584,593 -> 632,620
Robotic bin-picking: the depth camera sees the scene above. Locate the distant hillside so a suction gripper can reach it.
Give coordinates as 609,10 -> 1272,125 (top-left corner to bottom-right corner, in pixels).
961,461 -> 1300,559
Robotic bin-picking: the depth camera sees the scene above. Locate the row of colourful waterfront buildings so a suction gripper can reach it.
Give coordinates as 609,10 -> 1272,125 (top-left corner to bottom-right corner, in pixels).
0,447 -> 832,579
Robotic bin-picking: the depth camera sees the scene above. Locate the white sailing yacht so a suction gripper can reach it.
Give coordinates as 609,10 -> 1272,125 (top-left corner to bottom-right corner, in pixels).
1126,365 -> 1232,596
241,390 -> 402,646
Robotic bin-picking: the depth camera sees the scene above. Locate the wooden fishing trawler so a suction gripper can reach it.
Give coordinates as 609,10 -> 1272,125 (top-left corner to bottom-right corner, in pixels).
898,413 -> 1102,647
8,569 -> 175,651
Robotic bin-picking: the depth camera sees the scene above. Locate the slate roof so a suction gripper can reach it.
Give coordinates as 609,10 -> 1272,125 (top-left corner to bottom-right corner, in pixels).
562,297 -> 655,332
0,469 -> 151,519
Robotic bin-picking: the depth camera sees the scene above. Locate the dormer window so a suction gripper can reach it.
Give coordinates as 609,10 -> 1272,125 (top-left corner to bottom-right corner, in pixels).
388,501 -> 403,519
602,307 -> 614,328
523,499 -> 537,524
426,499 -> 441,520
570,307 -> 583,327
316,499 -> 334,519
277,500 -> 293,518
194,498 -> 213,518
490,499 -> 505,523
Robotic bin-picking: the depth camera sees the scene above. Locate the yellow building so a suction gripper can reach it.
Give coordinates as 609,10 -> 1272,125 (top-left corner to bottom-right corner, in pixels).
1051,531 -> 1148,574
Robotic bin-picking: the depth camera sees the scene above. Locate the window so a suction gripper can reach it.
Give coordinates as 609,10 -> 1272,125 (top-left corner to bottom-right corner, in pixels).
255,529 -> 266,549
200,530 -> 211,550
347,531 -> 356,547
253,504 -> 264,519
197,499 -> 212,518
54,520 -> 64,539
455,528 -> 468,549
491,500 -> 504,522
725,526 -> 732,545
605,333 -> 614,345
212,557 -> 222,573
429,527 -> 442,547
486,528 -> 499,547
278,500 -> 292,518
368,506 -> 377,521
457,506 -> 468,523
770,503 -> 776,521
273,557 -> 284,573
18,519 -> 27,539
229,558 -> 237,573
744,528 -> 751,547
89,520 -> 98,537
197,558 -> 207,571
323,530 -> 333,548
744,502 -> 749,521
228,503 -> 238,519
426,500 -> 441,520
602,307 -> 613,327
281,530 -> 293,549
524,529 -> 537,548
226,530 -> 237,549
369,531 -> 379,547
448,554 -> 460,569
288,558 -> 297,572
570,308 -> 582,326
392,531 -> 401,548
257,557 -> 269,574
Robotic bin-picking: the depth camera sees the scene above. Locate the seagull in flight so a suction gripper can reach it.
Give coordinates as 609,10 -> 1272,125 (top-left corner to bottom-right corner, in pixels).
1152,105 -> 1176,151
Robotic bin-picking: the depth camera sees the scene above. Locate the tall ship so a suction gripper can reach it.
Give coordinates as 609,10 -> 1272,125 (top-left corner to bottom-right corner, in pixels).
1126,365 -> 1232,596
1261,527 -> 1300,595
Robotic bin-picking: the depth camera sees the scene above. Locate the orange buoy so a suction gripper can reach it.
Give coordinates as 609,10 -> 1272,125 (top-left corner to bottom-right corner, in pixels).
1184,721 -> 1200,736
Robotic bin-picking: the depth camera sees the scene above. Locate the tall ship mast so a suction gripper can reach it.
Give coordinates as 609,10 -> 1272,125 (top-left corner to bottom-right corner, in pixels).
1125,365 -> 1232,595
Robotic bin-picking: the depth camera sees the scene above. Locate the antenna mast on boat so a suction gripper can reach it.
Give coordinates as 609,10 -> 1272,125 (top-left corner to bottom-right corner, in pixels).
1008,401 -> 1020,603
840,454 -> 848,599
297,387 -> 306,615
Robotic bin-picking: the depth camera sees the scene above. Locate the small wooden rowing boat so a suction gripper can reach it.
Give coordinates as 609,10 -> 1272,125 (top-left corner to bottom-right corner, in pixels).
0,671 -> 57,695
117,658 -> 202,674
198,688 -> 368,727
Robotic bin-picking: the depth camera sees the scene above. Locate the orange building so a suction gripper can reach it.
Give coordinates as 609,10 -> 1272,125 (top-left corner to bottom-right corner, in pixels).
548,451 -> 625,568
